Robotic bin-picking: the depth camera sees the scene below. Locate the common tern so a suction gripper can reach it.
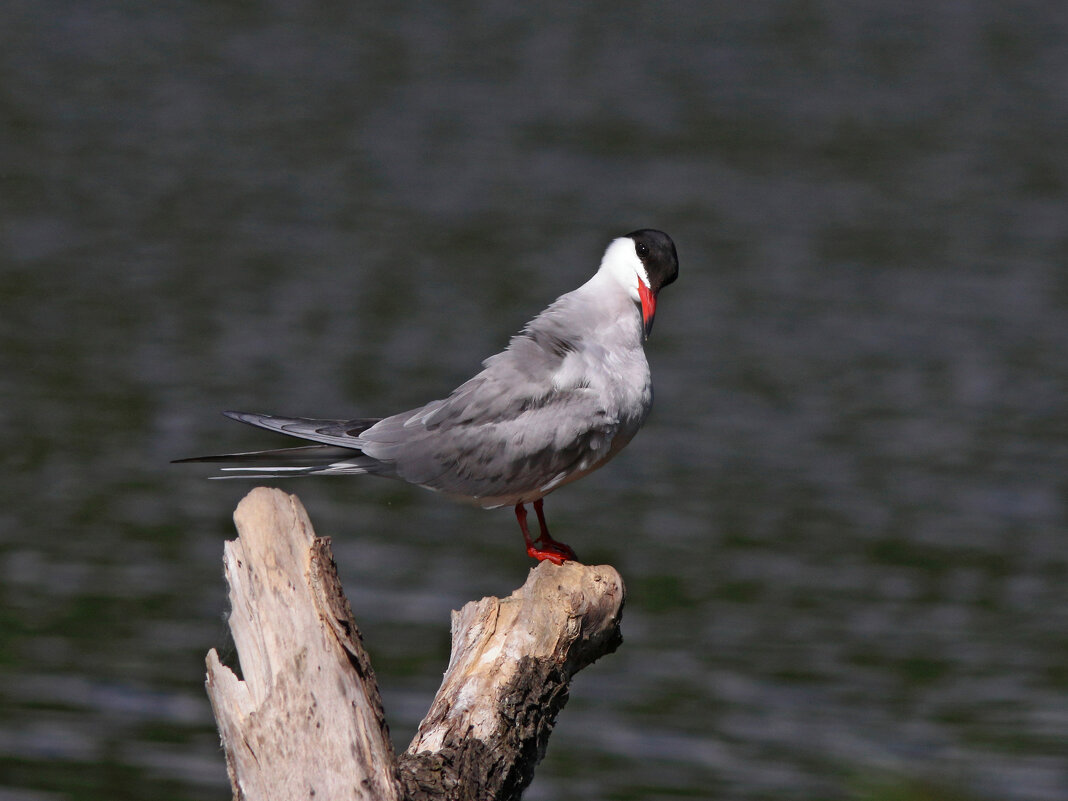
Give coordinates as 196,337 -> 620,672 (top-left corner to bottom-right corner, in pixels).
176,229 -> 679,563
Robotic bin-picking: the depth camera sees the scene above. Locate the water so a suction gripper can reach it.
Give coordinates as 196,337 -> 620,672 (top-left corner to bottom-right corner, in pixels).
2,2 -> 1066,799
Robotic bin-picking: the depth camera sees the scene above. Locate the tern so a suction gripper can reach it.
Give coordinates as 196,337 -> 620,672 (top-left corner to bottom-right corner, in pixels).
176,229 -> 679,563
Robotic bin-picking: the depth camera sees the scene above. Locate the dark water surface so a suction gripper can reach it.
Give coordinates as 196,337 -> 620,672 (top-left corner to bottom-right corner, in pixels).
2,2 -> 1066,799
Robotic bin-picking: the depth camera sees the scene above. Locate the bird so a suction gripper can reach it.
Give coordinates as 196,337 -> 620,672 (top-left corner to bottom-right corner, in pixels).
175,229 -> 679,564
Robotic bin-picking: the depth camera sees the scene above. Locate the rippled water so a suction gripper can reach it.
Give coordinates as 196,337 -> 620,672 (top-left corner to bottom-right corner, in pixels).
2,2 -> 1066,800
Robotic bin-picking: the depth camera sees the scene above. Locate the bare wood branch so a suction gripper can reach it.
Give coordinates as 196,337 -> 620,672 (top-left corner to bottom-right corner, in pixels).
205,488 -> 400,801
399,561 -> 625,801
204,488 -> 625,801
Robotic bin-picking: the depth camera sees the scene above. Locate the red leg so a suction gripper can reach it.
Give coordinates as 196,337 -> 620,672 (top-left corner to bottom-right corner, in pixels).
525,499 -> 578,564
515,502 -> 572,564
515,502 -> 558,563
515,503 -> 536,552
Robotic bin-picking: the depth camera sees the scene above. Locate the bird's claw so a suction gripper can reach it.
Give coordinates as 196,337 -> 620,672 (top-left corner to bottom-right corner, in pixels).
527,538 -> 578,565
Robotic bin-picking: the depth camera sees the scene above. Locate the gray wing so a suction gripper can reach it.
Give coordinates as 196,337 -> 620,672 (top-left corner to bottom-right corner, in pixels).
358,322 -> 623,503
221,411 -> 381,447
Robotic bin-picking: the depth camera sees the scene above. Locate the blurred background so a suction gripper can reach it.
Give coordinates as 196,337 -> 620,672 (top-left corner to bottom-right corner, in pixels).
2,1 -> 1066,799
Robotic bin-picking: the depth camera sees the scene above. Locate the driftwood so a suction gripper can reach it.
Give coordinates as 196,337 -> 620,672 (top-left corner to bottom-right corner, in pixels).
205,487 -> 625,801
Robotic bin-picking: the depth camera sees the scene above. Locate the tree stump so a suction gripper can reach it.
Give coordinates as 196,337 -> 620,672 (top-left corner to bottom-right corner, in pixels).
205,487 -> 625,801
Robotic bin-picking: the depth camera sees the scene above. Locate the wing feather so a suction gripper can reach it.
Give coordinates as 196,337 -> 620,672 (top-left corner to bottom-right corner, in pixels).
356,309 -> 624,503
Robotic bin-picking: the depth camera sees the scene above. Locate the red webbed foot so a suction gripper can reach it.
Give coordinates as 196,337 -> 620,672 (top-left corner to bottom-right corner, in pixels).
515,500 -> 579,564
525,538 -> 578,565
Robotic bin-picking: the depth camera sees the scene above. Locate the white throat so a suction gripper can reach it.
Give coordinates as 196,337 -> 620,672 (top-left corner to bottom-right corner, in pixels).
594,237 -> 650,302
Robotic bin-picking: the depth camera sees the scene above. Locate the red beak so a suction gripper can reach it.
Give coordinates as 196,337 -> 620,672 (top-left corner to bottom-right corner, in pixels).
637,279 -> 657,339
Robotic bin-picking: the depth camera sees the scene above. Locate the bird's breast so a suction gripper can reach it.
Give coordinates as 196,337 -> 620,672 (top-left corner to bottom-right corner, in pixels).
554,342 -> 652,438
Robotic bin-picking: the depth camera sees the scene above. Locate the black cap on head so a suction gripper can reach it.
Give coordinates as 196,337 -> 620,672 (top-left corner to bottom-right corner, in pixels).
627,229 -> 679,293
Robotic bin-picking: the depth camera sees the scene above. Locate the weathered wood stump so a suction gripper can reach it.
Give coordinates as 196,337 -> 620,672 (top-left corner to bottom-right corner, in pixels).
205,487 -> 625,801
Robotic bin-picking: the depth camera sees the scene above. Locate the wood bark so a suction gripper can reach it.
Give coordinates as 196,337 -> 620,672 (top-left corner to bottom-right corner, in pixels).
205,487 -> 625,801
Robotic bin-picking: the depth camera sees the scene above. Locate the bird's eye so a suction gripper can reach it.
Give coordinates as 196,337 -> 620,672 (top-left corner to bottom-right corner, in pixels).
636,242 -> 648,257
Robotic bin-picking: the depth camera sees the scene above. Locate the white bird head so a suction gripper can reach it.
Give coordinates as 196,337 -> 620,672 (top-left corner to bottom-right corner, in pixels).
598,229 -> 679,338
